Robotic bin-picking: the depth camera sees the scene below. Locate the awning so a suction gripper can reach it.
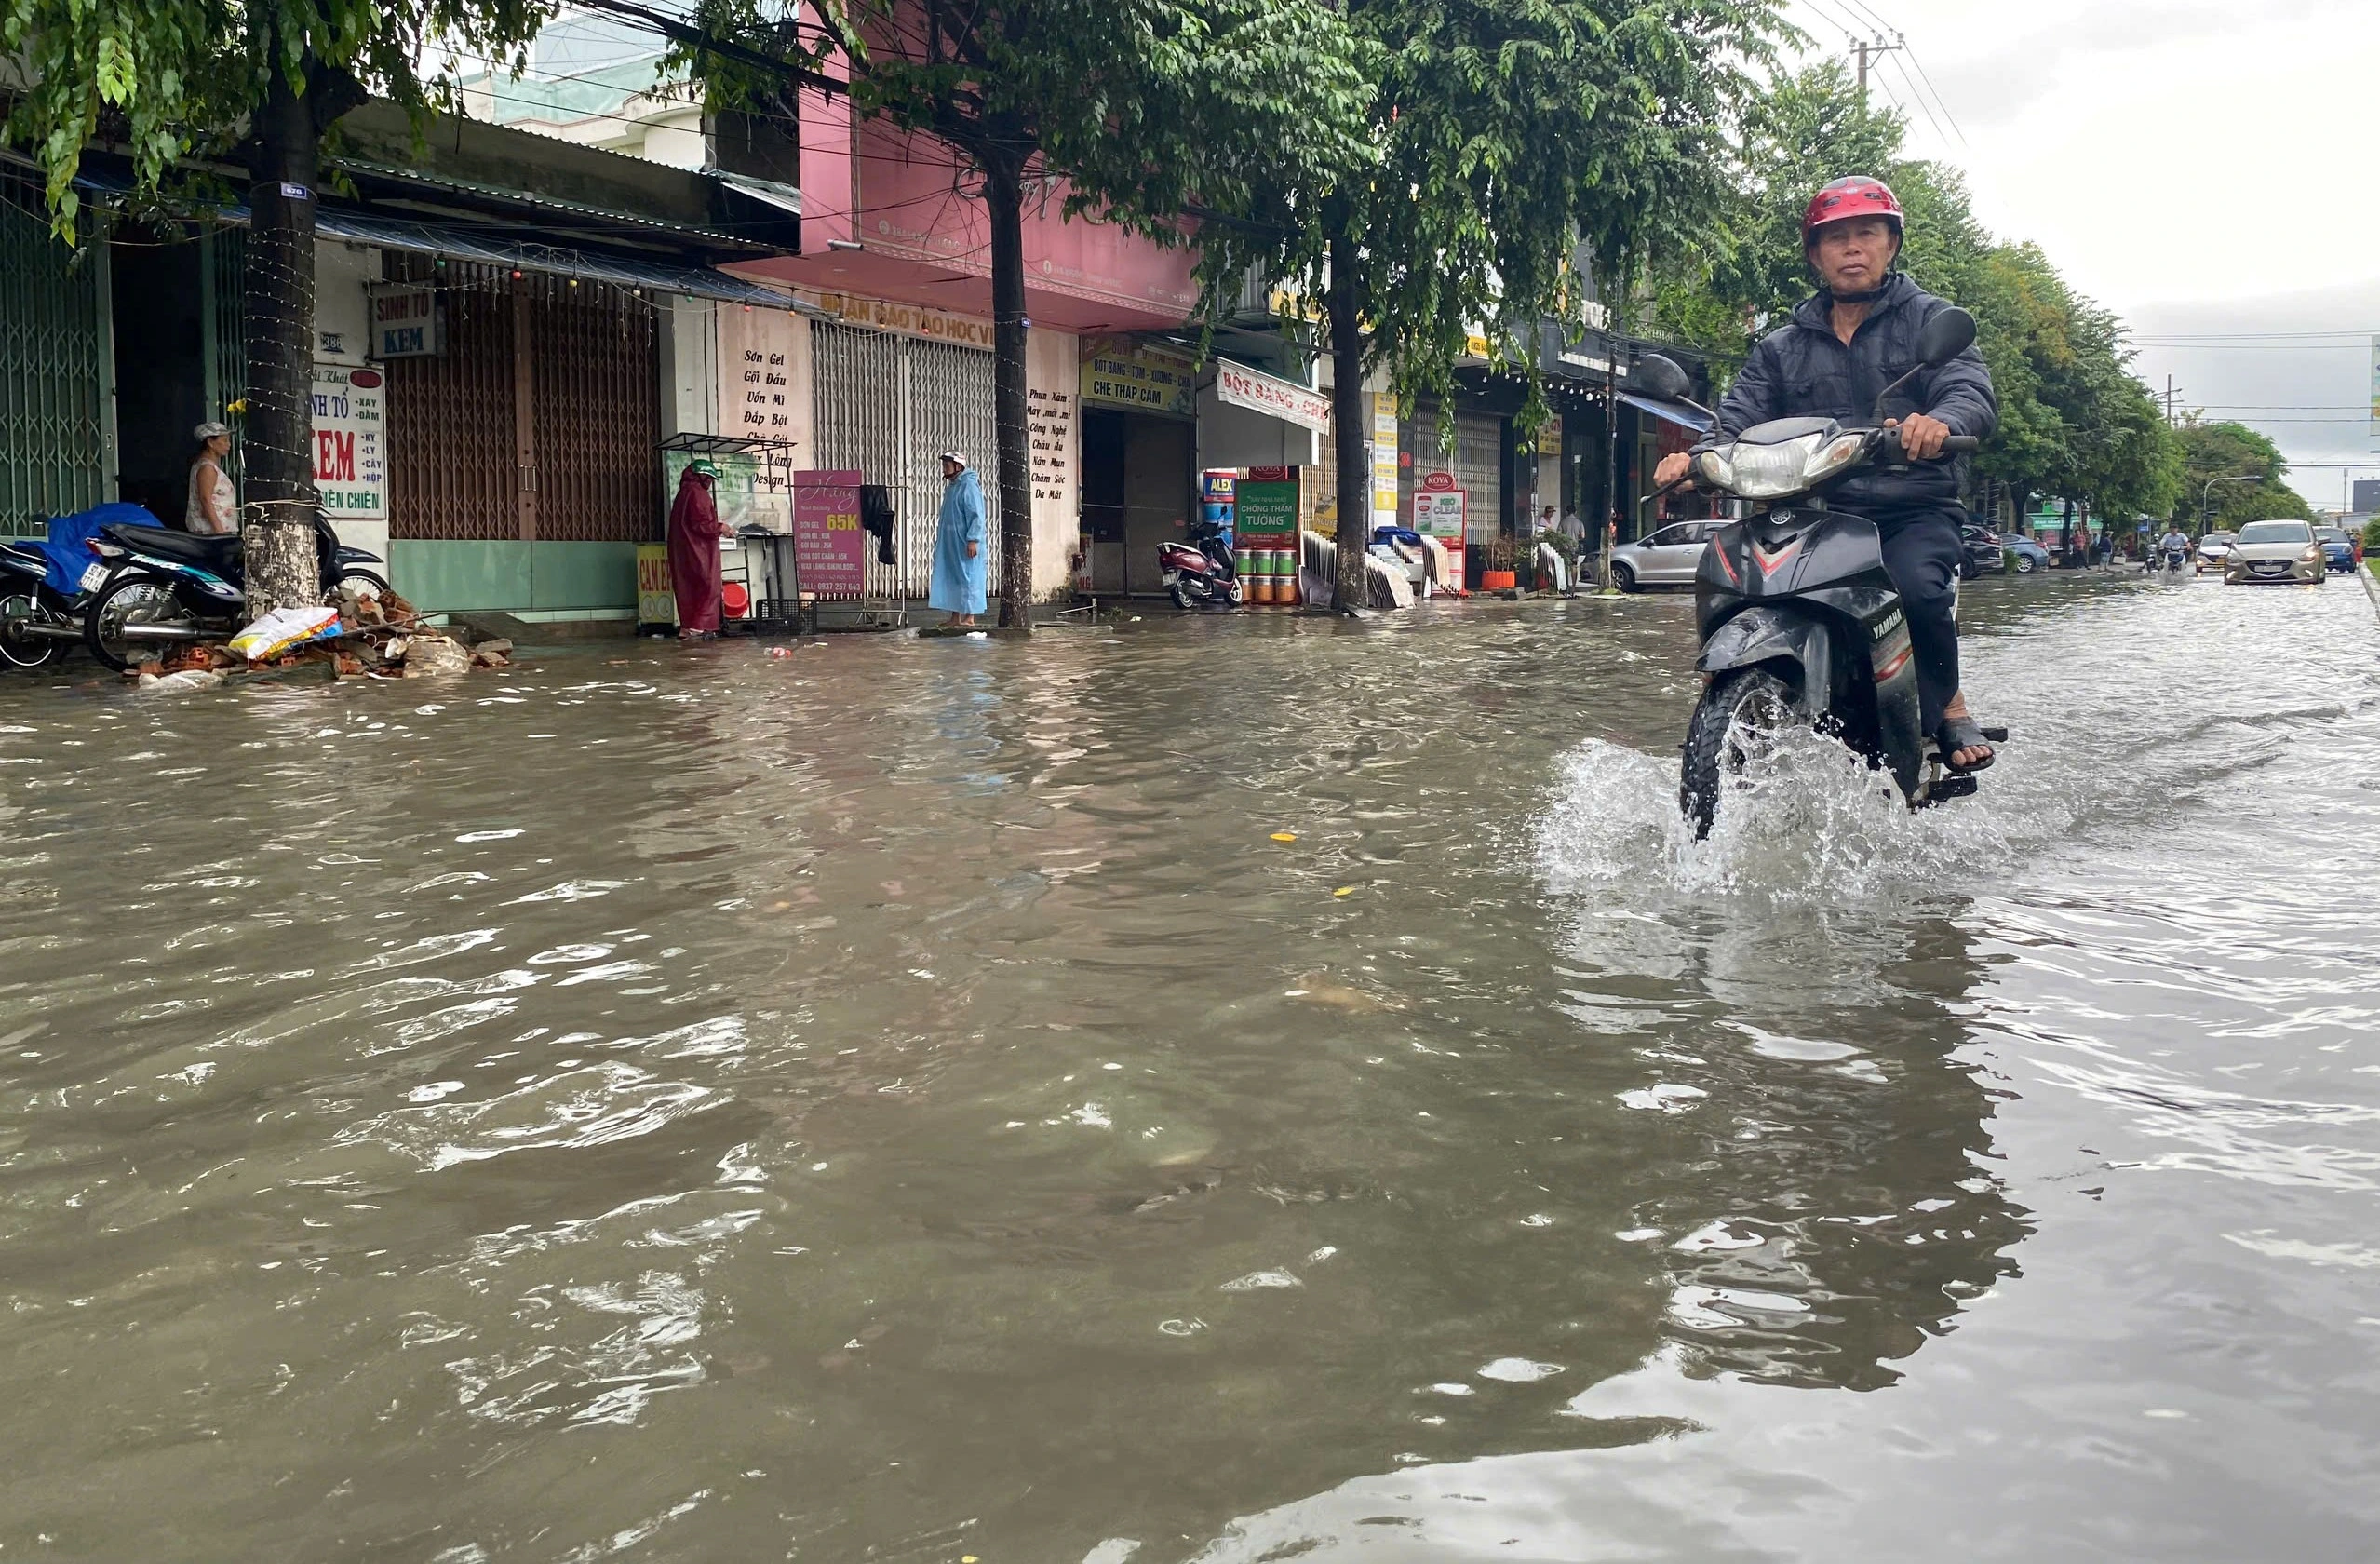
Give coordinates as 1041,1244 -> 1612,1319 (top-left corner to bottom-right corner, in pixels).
312,209 -> 830,313
1619,392 -> 1714,432
1211,357 -> 1331,434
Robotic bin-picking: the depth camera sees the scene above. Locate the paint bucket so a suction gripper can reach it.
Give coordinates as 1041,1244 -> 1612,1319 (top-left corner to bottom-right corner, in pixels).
1250,572 -> 1274,604
1234,547 -> 1253,580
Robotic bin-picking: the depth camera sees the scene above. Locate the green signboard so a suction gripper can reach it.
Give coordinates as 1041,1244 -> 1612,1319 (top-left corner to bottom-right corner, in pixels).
1236,472 -> 1300,545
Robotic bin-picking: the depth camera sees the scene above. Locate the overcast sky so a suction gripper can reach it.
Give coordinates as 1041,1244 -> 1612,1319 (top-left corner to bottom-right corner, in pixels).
1783,0 -> 2380,508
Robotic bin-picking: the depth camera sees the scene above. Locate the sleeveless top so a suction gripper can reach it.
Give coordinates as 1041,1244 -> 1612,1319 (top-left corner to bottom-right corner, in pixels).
187,458 -> 236,535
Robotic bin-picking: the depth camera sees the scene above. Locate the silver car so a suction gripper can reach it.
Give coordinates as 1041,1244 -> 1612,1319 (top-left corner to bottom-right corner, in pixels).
1609,519 -> 1721,590
2223,519 -> 2324,586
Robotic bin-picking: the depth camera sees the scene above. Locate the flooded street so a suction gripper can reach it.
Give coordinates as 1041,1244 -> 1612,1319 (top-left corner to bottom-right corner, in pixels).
2,573 -> 2375,1561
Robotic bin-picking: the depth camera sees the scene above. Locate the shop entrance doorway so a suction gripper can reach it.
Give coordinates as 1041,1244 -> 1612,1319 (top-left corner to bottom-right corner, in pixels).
1081,407 -> 1192,596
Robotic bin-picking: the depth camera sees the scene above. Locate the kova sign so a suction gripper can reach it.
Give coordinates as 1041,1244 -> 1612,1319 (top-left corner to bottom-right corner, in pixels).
310,366 -> 386,520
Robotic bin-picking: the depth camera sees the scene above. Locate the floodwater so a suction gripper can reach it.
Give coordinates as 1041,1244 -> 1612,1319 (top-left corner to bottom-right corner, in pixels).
1,571 -> 2376,1562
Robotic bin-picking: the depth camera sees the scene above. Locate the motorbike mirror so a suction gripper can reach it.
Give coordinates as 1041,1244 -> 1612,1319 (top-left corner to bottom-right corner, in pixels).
1918,306 -> 1976,366
1628,354 -> 1693,403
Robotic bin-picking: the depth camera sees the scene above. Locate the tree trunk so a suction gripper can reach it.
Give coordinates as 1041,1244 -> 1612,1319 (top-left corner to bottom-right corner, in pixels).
985,155 -> 1033,632
241,55 -> 324,619
1326,234 -> 1369,614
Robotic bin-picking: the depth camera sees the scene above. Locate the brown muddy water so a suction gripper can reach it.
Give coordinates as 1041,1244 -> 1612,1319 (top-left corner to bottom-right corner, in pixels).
1,573 -> 2375,1562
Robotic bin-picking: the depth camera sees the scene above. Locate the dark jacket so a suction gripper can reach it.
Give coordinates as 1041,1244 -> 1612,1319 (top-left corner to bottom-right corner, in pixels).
1694,273 -> 1997,512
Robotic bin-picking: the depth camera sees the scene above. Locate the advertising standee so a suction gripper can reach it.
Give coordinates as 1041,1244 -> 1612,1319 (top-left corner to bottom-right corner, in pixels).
792,470 -> 867,597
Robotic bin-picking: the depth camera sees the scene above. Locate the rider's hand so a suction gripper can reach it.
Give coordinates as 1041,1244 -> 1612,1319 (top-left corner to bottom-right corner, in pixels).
1655,452 -> 1694,488
1888,412 -> 1952,460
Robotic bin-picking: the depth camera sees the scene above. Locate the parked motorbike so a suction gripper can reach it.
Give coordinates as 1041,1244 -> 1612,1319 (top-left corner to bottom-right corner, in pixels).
82,506 -> 389,672
0,503 -> 161,669
1158,518 -> 1242,610
1630,309 -> 2010,840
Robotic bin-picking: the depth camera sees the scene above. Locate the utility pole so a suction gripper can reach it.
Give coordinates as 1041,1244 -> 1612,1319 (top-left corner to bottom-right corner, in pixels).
1854,37 -> 1903,107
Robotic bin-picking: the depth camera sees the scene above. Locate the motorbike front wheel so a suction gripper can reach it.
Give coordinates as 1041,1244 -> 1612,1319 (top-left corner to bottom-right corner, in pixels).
1678,667 -> 1797,841
331,568 -> 394,600
85,573 -> 203,673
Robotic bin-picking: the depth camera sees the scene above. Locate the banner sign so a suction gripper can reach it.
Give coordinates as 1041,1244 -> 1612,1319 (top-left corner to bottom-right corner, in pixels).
310,365 -> 385,519
1214,360 -> 1330,434
1235,472 -> 1301,546
637,544 -> 675,627
1371,393 -> 1402,529
1082,342 -> 1197,419
2370,335 -> 2380,447
1414,487 -> 1466,541
792,468 -> 867,595
367,284 -> 441,358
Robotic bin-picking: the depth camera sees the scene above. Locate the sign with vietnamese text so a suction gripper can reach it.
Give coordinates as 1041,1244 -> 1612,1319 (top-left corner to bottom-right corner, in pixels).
368,284 -> 442,358
1082,342 -> 1197,419
1371,393 -> 1402,529
311,365 -> 385,519
1236,472 -> 1300,546
1214,360 -> 1330,434
792,468 -> 867,596
637,544 -> 675,627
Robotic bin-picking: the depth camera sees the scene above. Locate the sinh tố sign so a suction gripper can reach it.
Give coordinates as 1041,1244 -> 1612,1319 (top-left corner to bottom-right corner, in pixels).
311,365 -> 386,520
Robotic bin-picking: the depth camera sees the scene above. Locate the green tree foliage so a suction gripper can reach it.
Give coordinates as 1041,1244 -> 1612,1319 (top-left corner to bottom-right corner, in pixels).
2172,420 -> 2311,531
1196,0 -> 1789,606
1649,62 -> 2180,526
673,0 -> 1375,627
4,0 -> 551,613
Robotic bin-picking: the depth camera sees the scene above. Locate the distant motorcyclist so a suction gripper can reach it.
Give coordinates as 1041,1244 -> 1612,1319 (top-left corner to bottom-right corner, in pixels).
1656,176 -> 1999,771
2158,527 -> 2192,572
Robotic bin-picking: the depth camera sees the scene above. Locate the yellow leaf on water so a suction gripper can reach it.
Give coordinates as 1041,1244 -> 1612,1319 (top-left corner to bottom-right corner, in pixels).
1334,886 -> 1355,897
1270,831 -> 1298,843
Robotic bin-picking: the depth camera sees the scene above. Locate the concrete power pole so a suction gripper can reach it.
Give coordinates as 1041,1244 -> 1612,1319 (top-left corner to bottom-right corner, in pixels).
1854,38 -> 1903,107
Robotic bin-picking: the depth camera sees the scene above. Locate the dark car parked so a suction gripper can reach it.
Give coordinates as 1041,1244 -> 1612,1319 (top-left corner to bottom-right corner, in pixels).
1958,523 -> 2004,579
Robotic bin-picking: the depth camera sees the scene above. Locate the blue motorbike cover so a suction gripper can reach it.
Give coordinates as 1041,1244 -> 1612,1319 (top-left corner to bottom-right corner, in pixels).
34,503 -> 161,596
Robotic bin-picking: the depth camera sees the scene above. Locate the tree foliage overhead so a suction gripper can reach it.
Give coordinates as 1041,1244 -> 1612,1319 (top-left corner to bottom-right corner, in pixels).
2172,419 -> 2310,530
3,0 -> 553,238
1650,61 -> 2182,523
1203,0 -> 1789,415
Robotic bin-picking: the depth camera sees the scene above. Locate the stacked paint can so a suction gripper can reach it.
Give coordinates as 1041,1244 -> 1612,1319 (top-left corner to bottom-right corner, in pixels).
1249,553 -> 1273,603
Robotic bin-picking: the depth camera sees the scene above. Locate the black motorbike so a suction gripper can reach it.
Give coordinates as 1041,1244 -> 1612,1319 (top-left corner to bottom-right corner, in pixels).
1632,309 -> 2008,839
82,506 -> 390,672
0,540 -> 90,670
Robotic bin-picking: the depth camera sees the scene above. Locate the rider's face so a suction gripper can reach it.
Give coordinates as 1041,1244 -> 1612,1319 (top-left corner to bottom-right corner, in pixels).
1809,217 -> 1899,293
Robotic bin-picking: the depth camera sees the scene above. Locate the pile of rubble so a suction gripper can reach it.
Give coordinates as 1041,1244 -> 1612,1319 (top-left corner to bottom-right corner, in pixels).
127,586 -> 514,686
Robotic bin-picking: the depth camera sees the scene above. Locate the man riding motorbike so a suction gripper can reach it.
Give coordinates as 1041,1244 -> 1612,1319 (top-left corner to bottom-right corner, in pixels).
1655,176 -> 1998,771
2158,527 -> 2192,571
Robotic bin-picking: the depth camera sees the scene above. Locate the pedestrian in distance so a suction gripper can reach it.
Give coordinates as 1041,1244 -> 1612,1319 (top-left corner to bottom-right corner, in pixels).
186,422 -> 236,537
667,457 -> 725,640
931,451 -> 988,627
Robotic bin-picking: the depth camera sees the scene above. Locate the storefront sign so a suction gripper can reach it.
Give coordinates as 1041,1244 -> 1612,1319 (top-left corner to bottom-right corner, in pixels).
1370,394 -> 1401,529
792,469 -> 867,595
1414,487 -> 1466,540
1029,384 -> 1075,502
719,306 -> 800,447
310,365 -> 385,519
637,544 -> 676,627
820,293 -> 997,350
367,284 -> 442,358
1214,360 -> 1330,434
1082,342 -> 1197,419
1236,472 -> 1301,546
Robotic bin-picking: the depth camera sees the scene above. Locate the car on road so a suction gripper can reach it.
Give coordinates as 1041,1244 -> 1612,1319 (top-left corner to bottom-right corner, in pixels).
2223,519 -> 2324,586
2312,526 -> 2357,573
1997,533 -> 2051,573
2195,531 -> 2238,573
1608,519 -> 1720,590
1958,523 -> 2004,579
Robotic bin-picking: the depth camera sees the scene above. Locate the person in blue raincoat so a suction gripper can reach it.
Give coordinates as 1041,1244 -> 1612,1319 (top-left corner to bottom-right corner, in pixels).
929,451 -> 988,626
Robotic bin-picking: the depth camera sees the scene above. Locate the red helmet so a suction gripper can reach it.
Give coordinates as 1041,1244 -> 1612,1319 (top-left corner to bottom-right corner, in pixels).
1802,176 -> 1903,244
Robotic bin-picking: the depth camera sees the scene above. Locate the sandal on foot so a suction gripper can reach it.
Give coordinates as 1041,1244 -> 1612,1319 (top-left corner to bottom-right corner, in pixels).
1936,713 -> 1996,774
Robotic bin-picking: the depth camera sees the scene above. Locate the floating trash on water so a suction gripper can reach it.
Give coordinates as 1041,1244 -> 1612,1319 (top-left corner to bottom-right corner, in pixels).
1218,1270 -> 1301,1292
1157,1318 -> 1207,1337
1333,886 -> 1355,897
1476,1357 -> 1565,1382
1618,1083 -> 1708,1113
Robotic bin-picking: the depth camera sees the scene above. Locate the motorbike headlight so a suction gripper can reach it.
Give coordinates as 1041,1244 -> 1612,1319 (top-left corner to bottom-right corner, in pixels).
1718,434 -> 1825,498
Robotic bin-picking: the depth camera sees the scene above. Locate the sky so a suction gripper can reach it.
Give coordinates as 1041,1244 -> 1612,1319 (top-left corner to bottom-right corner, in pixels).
1781,0 -> 2380,510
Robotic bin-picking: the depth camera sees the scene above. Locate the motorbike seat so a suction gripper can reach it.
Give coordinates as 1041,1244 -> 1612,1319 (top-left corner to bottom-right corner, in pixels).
0,541 -> 45,571
106,526 -> 240,569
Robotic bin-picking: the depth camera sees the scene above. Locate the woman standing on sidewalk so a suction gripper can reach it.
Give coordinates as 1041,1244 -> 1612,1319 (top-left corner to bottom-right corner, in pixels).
186,422 -> 236,536
930,452 -> 987,627
667,458 -> 725,640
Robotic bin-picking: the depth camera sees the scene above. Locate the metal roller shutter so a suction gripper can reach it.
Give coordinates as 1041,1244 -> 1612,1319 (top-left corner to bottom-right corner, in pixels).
810,321 -> 998,599
0,196 -> 108,536
1405,400 -> 1504,543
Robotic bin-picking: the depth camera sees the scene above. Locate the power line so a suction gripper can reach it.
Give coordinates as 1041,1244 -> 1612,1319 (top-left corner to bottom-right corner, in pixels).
1881,51 -> 1949,146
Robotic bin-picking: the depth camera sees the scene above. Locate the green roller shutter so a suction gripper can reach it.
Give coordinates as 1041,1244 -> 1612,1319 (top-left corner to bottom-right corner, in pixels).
0,197 -> 110,536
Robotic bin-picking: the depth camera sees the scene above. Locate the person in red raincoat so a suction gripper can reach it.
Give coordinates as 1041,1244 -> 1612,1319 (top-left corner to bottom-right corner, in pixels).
667,458 -> 724,640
